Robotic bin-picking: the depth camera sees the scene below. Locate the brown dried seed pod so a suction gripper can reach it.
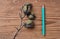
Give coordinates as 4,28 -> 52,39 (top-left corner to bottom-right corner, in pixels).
24,20 -> 34,28
22,3 -> 32,16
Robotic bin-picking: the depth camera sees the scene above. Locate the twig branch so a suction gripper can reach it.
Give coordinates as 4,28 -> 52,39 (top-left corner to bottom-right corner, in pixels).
13,13 -> 23,39
13,26 -> 23,39
13,8 -> 25,39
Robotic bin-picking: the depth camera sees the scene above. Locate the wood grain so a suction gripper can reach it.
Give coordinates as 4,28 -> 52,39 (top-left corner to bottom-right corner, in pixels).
0,0 -> 60,39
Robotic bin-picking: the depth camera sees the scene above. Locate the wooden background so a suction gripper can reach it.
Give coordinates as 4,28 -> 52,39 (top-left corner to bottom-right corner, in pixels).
0,0 -> 60,39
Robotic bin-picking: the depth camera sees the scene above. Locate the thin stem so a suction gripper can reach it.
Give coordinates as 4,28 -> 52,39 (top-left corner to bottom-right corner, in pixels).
13,15 -> 23,39
13,8 -> 25,39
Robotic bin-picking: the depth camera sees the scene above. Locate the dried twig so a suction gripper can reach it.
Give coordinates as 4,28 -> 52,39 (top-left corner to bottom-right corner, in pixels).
13,8 -> 25,39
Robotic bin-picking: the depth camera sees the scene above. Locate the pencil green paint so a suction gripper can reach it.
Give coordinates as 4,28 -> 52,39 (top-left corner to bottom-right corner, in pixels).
42,5 -> 46,36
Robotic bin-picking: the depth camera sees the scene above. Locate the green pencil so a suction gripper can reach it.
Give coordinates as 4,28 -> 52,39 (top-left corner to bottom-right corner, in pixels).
42,5 -> 46,36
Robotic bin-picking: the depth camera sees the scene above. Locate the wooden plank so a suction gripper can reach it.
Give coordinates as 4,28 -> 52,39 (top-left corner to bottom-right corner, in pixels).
0,0 -> 60,39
